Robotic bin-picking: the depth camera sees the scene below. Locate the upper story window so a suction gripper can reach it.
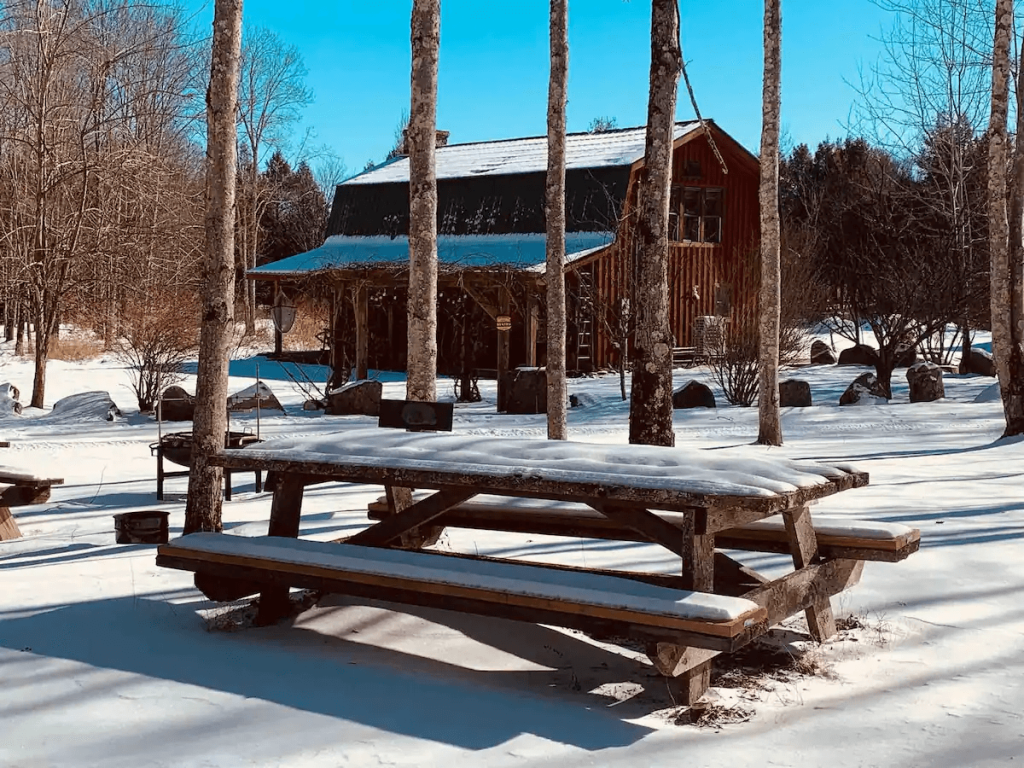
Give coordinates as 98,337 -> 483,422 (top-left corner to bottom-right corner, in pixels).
670,186 -> 723,244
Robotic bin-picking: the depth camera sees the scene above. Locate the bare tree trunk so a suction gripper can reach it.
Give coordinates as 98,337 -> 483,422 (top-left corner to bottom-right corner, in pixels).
757,0 -> 783,446
628,0 -> 681,448
988,0 -> 1024,436
1002,28 -> 1024,435
185,0 -> 243,534
545,0 -> 568,440
406,0 -> 439,403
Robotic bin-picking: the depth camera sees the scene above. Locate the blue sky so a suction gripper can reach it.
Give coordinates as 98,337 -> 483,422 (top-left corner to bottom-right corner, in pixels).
186,1 -> 891,178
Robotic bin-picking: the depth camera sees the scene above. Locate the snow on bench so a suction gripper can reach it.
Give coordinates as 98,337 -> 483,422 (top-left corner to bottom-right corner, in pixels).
367,494 -> 921,562
157,533 -> 768,649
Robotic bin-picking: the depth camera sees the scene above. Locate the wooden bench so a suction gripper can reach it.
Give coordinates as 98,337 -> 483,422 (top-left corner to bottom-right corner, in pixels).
0,467 -> 64,541
157,532 -> 768,653
367,495 -> 921,563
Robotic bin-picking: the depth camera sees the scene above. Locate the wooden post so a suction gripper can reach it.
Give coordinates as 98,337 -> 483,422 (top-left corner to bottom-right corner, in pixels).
783,504 -> 837,641
525,293 -> 539,367
0,506 -> 21,541
329,286 -> 343,374
355,284 -> 369,381
256,475 -> 305,625
496,287 -> 511,412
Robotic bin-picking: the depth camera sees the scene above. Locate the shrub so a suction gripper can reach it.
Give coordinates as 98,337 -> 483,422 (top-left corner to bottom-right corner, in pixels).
115,290 -> 199,412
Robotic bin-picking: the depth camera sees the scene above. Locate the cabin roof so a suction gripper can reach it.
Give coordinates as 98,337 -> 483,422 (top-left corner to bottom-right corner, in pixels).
248,231 -> 616,279
346,121 -> 705,185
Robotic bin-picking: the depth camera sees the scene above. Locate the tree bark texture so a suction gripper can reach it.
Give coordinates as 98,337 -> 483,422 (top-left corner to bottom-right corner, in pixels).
545,0 -> 568,440
1001,28 -> 1024,435
988,0 -> 1024,436
756,0 -> 783,446
185,0 -> 243,534
406,0 -> 440,403
628,0 -> 681,448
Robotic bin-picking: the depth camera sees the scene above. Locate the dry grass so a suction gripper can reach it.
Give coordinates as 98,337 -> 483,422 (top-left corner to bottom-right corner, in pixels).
281,299 -> 330,352
35,334 -> 105,361
201,589 -> 321,632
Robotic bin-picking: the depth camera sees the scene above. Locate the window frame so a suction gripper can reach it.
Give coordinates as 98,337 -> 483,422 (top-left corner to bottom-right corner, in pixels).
669,185 -> 725,245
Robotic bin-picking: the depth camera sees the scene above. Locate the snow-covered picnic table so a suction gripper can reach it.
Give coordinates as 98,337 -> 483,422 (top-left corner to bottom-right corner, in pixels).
0,466 -> 64,541
157,429 -> 919,705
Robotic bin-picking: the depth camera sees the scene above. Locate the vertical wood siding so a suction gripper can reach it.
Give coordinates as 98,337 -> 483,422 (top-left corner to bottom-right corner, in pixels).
575,127 -> 759,370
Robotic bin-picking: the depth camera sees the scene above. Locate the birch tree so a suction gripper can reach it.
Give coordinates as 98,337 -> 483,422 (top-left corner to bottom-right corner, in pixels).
545,0 -> 568,440
406,0 -> 440,402
628,0 -> 681,447
756,0 -> 783,445
184,0 -> 243,534
989,0 -> 1024,436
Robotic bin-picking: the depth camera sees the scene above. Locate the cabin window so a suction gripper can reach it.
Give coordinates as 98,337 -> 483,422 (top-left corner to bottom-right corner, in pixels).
670,186 -> 724,244
683,159 -> 701,179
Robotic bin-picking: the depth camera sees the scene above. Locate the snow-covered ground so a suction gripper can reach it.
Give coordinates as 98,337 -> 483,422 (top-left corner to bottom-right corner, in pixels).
1,335 -> 1022,767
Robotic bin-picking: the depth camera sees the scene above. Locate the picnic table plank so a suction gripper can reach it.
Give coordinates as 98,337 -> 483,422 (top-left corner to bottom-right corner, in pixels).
159,534 -> 769,646
0,467 -> 64,488
211,450 -> 867,517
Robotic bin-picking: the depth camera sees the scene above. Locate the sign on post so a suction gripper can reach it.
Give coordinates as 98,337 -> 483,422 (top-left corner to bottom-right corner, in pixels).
496,315 -> 512,331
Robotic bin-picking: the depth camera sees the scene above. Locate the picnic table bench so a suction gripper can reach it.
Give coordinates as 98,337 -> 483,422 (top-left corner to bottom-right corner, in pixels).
156,429 -> 916,704
0,466 -> 65,541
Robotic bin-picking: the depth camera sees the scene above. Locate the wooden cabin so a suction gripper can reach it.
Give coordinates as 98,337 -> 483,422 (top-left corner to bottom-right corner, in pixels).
249,120 -> 759,390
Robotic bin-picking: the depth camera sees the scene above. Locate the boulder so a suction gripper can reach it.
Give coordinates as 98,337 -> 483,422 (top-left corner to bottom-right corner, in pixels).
810,340 -> 837,365
839,372 -> 889,406
326,379 -> 383,416
503,367 -> 547,415
0,383 -> 22,416
159,385 -> 195,421
963,348 -> 996,377
569,392 -> 600,409
779,379 -> 812,407
906,361 -> 944,403
837,343 -> 879,367
49,391 -> 122,422
227,381 -> 284,413
672,380 -> 716,409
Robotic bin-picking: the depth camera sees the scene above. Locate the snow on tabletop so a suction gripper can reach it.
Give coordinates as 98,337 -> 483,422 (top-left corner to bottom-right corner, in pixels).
170,533 -> 760,623
345,122 -> 702,185
243,428 -> 860,498
0,465 -> 60,483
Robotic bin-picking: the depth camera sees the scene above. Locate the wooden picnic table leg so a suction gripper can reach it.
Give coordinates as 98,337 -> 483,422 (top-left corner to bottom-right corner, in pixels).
255,474 -> 306,625
386,486 -> 443,549
783,504 -> 837,642
660,513 -> 716,704
0,505 -> 21,541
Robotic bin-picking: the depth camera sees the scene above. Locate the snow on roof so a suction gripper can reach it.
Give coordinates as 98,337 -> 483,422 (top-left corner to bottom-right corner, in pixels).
346,122 -> 703,185
249,231 -> 615,277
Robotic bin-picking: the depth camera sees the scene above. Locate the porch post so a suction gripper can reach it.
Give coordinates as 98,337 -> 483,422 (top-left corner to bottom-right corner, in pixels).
355,284 -> 369,380
496,286 -> 511,412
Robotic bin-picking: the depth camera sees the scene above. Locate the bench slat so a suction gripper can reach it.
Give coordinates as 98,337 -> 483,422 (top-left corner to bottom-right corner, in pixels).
158,534 -> 766,643
367,495 -> 921,562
